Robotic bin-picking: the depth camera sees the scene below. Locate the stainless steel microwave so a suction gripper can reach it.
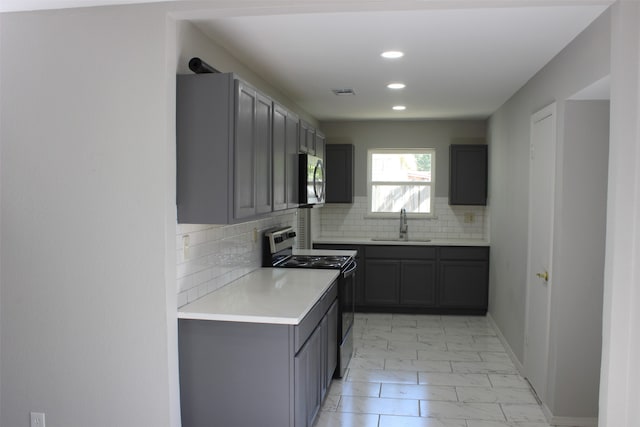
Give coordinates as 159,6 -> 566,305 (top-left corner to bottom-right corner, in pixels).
299,153 -> 325,207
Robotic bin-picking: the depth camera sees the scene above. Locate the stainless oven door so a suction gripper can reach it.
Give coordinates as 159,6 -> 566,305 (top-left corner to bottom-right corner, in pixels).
340,260 -> 356,338
336,259 -> 356,378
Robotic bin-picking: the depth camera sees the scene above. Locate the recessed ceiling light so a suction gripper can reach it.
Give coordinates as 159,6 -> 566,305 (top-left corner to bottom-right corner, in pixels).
381,51 -> 404,59
392,105 -> 406,111
387,83 -> 406,89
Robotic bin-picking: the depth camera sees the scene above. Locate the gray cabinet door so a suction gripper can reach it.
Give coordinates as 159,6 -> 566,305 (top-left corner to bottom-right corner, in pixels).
255,93 -> 273,214
295,325 -> 322,427
449,144 -> 488,205
299,120 -> 315,154
325,300 -> 338,391
325,144 -> 354,203
364,259 -> 400,305
273,104 -> 287,211
438,260 -> 489,309
315,131 -> 325,160
400,260 -> 437,306
178,73 -> 275,224
286,111 -> 299,208
234,81 -> 258,219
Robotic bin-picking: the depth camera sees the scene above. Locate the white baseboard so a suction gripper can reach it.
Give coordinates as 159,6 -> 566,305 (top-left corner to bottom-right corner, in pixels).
487,313 -> 598,427
543,403 -> 598,427
486,312 -> 525,375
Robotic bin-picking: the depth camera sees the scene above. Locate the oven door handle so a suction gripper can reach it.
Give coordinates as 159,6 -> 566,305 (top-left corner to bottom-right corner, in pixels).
342,260 -> 357,277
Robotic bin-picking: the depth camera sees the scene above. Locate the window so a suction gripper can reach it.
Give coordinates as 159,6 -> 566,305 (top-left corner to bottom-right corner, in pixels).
367,149 -> 435,216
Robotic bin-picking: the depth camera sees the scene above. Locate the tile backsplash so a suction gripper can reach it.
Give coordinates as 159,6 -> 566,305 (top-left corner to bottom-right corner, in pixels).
176,211 -> 296,308
318,196 -> 488,241
176,198 -> 487,308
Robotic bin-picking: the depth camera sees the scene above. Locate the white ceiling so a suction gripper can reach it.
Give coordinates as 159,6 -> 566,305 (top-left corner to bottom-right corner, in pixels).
193,5 -> 610,120
1,0 -> 611,121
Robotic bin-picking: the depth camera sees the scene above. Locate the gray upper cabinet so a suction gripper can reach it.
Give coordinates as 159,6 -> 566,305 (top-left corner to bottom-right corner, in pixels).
254,91 -> 273,215
449,144 -> 488,205
177,73 -> 273,224
325,144 -> 354,203
286,110 -> 300,209
299,120 -> 315,154
314,131 -> 325,160
273,104 -> 287,211
273,103 -> 300,211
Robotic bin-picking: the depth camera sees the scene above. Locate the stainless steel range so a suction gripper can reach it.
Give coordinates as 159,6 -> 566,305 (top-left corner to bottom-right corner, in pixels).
263,226 -> 356,378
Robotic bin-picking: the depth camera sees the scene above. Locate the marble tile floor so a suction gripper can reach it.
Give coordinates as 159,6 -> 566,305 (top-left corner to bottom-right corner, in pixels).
313,313 -> 576,427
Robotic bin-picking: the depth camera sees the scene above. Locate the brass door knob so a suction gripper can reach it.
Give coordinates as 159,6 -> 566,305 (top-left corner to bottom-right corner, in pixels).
536,271 -> 549,282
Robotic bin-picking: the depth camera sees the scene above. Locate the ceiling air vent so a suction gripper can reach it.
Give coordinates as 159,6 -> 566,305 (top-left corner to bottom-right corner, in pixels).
332,88 -> 356,96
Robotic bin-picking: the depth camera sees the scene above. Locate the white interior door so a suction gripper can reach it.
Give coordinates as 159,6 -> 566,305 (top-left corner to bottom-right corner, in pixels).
524,103 -> 556,401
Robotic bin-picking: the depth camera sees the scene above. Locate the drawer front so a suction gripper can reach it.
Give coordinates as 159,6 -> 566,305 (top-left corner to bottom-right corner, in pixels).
438,246 -> 489,260
294,281 -> 337,353
366,245 -> 436,260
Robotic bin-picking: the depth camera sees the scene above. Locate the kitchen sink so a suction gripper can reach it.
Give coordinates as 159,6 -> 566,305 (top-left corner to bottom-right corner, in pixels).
370,238 -> 432,242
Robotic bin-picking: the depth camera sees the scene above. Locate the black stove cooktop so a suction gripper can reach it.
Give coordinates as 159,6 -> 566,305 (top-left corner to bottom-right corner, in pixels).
263,227 -> 353,270
276,255 -> 351,269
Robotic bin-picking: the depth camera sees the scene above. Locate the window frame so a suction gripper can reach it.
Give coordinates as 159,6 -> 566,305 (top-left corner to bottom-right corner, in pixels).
366,148 -> 436,218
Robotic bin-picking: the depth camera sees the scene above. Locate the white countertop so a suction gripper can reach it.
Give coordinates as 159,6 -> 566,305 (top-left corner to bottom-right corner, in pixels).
177,268 -> 339,325
313,237 -> 489,246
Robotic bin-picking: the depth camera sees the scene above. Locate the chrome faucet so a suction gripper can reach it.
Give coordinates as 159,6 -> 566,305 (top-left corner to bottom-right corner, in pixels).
399,208 -> 408,240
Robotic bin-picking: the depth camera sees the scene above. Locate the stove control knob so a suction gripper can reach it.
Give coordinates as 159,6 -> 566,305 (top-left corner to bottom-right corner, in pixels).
274,237 -> 283,243
287,232 -> 297,238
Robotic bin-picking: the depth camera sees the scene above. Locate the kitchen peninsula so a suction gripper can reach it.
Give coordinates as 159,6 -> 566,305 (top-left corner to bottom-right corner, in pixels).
178,268 -> 339,427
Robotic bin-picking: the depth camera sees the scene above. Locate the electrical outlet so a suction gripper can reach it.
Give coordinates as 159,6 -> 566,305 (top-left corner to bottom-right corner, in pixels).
30,412 -> 45,427
464,212 -> 475,223
182,234 -> 190,259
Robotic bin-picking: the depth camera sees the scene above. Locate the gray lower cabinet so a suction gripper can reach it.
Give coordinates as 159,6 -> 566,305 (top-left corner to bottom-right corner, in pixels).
177,72 -> 273,224
178,283 -> 338,427
364,246 -> 437,309
364,259 -> 400,305
314,244 -> 489,314
295,324 -> 321,427
438,247 -> 489,310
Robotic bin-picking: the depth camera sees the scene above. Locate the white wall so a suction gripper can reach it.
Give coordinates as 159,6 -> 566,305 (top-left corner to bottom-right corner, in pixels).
0,5 -> 176,426
487,8 -> 610,367
599,2 -> 640,426
319,196 -> 488,241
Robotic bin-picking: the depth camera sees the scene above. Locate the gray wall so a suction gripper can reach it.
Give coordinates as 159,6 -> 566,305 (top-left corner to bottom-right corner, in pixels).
487,7 -> 610,421
177,20 -> 318,128
0,5 -> 178,427
320,120 -> 487,197
546,100 -> 608,417
599,3 -> 640,425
